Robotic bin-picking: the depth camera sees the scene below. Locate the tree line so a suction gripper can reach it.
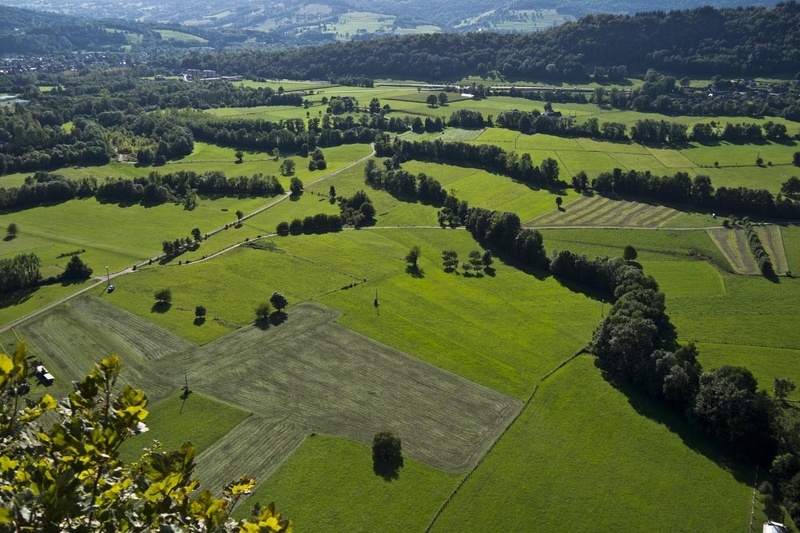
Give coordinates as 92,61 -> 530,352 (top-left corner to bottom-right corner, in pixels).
0,170 -> 284,212
591,168 -> 800,219
549,250 -> 800,521
376,136 -> 562,188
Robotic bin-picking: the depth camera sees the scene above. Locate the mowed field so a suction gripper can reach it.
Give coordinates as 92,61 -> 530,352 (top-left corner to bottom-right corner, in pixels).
527,195 -> 683,228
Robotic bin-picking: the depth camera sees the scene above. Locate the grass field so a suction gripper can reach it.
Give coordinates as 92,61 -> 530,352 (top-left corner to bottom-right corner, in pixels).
4,78 -> 800,532
666,275 -> 800,351
538,228 -> 733,271
119,393 -> 249,463
234,435 -> 460,532
697,342 -> 800,401
183,302 -> 521,472
528,195 -> 683,228
432,356 -> 767,532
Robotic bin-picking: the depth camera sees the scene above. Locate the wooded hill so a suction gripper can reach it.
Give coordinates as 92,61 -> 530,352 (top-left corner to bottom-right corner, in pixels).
178,3 -> 800,80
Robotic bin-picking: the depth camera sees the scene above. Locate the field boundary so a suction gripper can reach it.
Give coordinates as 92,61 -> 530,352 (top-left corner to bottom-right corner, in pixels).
424,348 -> 588,533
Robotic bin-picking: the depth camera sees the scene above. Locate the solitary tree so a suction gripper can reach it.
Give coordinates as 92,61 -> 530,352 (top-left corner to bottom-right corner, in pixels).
793,151 -> 800,166
624,245 -> 638,262
555,196 -> 563,208
329,185 -> 336,199
255,301 -> 272,321
426,94 -> 438,107
405,245 -> 421,268
154,288 -> 172,304
373,431 -> 402,461
290,177 -> 304,196
280,159 -> 296,176
6,222 -> 18,239
270,292 -> 288,313
195,305 -> 207,318
235,150 -> 243,163
437,92 -> 448,106
236,210 -> 244,223
61,256 -> 93,280
191,227 -> 202,242
272,147 -> 280,160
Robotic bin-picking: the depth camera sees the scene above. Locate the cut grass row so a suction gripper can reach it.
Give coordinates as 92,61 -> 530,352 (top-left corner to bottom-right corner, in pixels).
528,195 -> 682,228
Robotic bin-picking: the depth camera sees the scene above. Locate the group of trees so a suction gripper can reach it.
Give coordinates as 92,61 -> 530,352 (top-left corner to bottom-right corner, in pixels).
441,249 -> 493,277
337,190 -> 376,227
377,137 -> 562,188
465,209 -> 549,270
0,253 -> 42,293
592,168 -> 800,219
364,159 -> 448,206
255,292 -> 289,321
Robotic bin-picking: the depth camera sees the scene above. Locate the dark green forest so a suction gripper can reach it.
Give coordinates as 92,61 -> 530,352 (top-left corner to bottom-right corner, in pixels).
176,3 -> 800,80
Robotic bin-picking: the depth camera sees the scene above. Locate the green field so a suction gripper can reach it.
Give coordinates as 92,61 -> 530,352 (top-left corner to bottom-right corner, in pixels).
4,76 -> 800,532
119,393 -> 249,463
234,435 -> 459,532
431,356 -> 767,532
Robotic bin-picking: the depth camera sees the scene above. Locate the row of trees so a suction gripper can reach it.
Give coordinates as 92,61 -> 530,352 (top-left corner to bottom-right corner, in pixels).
592,168 -> 800,219
276,214 -> 343,236
549,250 -> 800,519
742,219 -> 774,277
377,137 -> 562,188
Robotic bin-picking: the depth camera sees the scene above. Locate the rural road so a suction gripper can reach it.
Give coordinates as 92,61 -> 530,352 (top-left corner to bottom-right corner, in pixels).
0,145 -> 377,335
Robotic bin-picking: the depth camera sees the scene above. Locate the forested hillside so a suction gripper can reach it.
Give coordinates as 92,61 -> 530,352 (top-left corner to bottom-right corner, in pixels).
177,3 -> 800,80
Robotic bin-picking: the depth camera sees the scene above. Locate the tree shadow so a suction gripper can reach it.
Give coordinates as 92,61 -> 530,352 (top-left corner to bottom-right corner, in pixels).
3,235 -> 15,242
0,287 -> 37,309
601,368 -> 755,484
268,311 -> 287,326
193,317 -> 206,326
151,301 -> 172,313
372,456 -> 404,481
254,318 -> 271,330
405,265 -> 425,278
483,266 -> 496,277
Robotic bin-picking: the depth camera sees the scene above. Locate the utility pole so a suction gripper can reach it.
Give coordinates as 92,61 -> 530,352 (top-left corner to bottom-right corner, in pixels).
105,265 -> 110,285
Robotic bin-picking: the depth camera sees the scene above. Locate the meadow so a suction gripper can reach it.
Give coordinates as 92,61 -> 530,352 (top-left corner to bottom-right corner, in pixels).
3,77 -> 800,532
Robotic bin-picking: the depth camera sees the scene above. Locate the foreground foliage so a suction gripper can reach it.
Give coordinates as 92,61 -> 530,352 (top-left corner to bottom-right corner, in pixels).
0,345 -> 290,532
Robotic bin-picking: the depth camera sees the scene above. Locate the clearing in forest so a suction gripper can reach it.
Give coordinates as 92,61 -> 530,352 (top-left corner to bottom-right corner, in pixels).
527,195 -> 682,228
